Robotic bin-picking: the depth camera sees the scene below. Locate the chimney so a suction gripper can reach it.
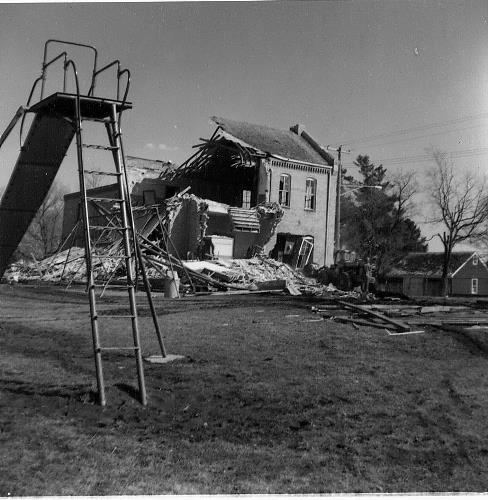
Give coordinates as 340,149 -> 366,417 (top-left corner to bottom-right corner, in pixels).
290,123 -> 306,136
291,123 -> 334,166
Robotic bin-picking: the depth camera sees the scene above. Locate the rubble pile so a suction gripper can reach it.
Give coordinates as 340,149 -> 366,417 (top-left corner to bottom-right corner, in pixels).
229,257 -> 313,286
3,248 -> 169,284
4,247 -> 374,298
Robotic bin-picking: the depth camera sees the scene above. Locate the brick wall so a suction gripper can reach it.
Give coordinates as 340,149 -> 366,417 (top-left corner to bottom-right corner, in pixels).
259,159 -> 336,267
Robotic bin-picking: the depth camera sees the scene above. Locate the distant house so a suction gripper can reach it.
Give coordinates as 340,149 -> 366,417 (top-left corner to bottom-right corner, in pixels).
384,251 -> 488,297
162,117 -> 337,267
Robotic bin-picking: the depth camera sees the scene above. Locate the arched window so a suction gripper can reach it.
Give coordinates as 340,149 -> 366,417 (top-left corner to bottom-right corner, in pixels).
278,174 -> 291,207
304,178 -> 317,210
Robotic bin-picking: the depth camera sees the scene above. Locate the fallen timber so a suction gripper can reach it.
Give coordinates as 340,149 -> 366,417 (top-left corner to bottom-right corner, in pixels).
137,234 -> 249,292
314,299 -> 488,335
334,316 -> 393,329
335,299 -> 411,332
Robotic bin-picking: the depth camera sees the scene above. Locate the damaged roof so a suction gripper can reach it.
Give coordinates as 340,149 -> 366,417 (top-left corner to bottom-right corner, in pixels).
387,252 -> 476,278
211,116 -> 334,166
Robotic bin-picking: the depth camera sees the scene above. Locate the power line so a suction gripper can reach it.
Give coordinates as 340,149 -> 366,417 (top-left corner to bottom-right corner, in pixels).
338,112 -> 488,147
349,122 -> 488,150
342,146 -> 488,167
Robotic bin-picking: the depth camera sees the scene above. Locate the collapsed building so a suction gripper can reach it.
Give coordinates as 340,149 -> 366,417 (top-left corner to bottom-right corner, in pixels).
61,118 -> 337,269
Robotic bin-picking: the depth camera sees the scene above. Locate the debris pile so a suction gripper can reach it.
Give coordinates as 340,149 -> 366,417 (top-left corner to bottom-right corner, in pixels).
3,247 -> 170,284
3,247 -> 314,295
312,300 -> 488,335
2,195 -> 347,296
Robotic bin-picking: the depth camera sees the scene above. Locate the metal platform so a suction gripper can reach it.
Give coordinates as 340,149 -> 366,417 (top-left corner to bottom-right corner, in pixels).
28,92 -> 132,120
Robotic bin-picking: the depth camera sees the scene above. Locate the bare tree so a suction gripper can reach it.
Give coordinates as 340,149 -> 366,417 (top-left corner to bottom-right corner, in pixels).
85,172 -> 103,189
427,149 -> 488,295
389,169 -> 418,222
18,181 -> 67,259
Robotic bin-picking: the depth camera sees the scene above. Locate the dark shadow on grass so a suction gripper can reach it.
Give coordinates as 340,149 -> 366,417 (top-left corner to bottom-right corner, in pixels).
441,325 -> 488,356
0,379 -> 93,399
114,382 -> 144,403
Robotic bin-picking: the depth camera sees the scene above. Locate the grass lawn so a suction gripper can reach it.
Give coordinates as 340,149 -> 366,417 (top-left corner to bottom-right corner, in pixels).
1,284 -> 488,494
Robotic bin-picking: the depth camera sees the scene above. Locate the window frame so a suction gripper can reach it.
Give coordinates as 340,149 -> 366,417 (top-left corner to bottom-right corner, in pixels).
304,177 -> 317,211
471,278 -> 479,295
242,190 -> 252,209
473,255 -> 479,266
278,174 -> 291,208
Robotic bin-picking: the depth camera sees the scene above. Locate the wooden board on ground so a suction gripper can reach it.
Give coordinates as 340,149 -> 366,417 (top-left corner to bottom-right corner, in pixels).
334,316 -> 390,329
335,300 -> 411,332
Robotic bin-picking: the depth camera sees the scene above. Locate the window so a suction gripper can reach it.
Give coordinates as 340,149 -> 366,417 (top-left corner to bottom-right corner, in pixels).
278,174 -> 291,207
472,278 -> 479,295
242,190 -> 252,209
143,190 -> 156,205
304,178 -> 317,210
473,255 -> 479,266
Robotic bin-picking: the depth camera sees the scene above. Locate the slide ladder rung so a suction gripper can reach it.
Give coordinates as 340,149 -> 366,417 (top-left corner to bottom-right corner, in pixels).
83,143 -> 119,151
92,254 -> 134,260
81,116 -> 112,123
97,314 -> 136,319
89,225 -> 129,231
98,346 -> 140,352
84,169 -> 121,177
91,283 -> 134,289
87,196 -> 125,203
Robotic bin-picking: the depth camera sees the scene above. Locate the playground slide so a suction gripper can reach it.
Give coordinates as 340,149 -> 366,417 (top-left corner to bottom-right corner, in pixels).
0,112 -> 75,276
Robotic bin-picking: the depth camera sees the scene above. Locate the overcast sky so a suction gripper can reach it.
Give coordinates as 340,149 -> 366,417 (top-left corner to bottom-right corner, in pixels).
0,1 -> 487,250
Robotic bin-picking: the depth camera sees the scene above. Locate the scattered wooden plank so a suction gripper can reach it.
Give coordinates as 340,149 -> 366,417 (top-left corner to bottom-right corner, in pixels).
311,305 -> 342,312
193,289 -> 282,296
407,317 -> 488,326
369,304 -> 420,311
334,316 -> 390,329
335,300 -> 411,332
385,329 -> 425,336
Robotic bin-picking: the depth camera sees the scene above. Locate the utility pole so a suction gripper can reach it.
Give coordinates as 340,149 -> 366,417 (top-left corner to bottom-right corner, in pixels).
326,145 -> 350,258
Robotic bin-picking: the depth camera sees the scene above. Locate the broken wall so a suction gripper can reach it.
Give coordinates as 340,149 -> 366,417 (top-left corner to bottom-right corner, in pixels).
166,196 -> 201,259
164,194 -> 281,261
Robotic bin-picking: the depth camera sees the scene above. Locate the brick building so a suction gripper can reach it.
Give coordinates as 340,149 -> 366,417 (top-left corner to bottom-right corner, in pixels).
163,117 -> 337,267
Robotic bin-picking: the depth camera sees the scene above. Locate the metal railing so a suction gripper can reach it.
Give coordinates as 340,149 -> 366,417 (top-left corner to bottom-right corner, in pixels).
41,39 -> 97,99
23,39 -> 130,105
20,39 -> 131,147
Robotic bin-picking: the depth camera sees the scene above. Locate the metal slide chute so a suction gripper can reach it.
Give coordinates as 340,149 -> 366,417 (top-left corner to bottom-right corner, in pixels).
0,109 -> 76,275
